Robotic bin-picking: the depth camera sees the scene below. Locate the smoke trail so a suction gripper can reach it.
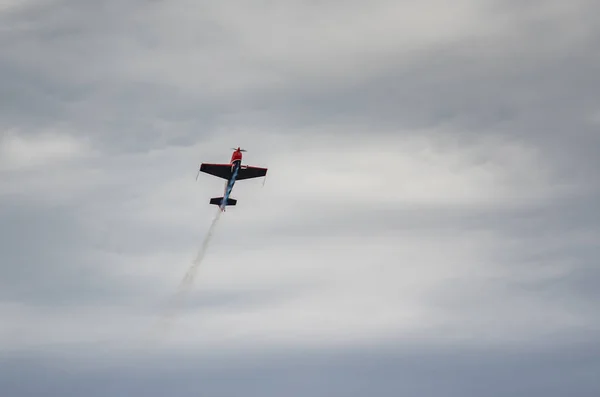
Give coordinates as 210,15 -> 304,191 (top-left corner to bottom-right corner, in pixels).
151,208 -> 223,340
181,208 -> 223,291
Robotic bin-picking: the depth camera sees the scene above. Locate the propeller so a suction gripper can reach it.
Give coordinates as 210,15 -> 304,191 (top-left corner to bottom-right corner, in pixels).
231,147 -> 247,152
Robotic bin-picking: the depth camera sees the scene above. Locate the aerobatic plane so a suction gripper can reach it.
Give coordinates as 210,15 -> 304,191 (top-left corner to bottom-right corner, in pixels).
196,147 -> 268,211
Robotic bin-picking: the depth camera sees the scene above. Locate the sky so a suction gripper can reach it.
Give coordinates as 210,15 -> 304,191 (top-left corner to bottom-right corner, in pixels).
1,0 -> 599,395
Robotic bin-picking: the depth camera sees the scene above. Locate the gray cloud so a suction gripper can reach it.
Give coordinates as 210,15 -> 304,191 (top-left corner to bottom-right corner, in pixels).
1,341 -> 599,396
2,0 -> 600,395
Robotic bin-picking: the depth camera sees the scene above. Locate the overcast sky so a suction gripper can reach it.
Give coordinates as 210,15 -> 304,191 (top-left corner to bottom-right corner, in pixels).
1,0 -> 599,396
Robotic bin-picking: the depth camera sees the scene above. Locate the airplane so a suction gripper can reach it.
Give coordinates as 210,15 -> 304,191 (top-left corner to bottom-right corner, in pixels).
196,147 -> 268,211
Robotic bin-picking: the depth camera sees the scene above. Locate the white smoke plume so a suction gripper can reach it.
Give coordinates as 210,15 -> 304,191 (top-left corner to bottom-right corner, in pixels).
150,208 -> 223,341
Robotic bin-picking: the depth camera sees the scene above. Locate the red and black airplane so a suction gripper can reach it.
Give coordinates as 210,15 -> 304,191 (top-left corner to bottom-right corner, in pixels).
196,147 -> 268,211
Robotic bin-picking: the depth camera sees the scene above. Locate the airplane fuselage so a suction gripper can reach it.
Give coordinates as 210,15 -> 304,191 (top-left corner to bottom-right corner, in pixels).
218,148 -> 245,211
221,159 -> 241,211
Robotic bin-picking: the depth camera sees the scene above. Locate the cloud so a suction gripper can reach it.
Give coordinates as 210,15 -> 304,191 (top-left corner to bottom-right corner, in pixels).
0,129 -> 91,170
1,341 -> 599,397
1,0 -> 600,395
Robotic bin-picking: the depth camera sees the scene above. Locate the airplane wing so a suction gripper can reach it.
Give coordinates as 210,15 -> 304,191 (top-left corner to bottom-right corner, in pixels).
199,163 -> 232,180
236,165 -> 268,180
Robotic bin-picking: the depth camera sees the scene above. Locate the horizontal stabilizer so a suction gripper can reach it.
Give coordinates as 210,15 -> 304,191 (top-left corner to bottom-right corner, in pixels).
209,197 -> 237,206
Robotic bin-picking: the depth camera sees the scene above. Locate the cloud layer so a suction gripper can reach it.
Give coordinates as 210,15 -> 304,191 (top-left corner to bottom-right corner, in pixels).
1,0 -> 599,395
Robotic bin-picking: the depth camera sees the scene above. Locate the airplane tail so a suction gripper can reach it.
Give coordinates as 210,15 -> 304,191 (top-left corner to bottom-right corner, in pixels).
209,197 -> 237,206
